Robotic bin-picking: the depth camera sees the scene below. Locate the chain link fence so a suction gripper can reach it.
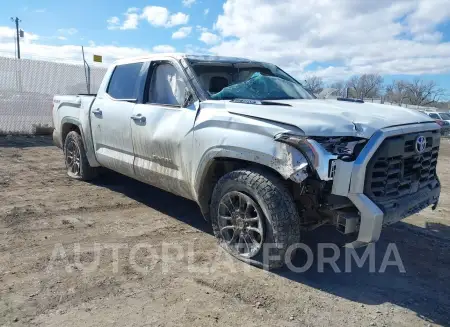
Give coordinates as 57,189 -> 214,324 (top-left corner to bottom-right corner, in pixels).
0,56 -> 107,134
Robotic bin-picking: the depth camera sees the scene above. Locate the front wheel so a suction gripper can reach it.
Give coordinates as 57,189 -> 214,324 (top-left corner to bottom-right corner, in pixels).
210,168 -> 301,269
64,131 -> 98,180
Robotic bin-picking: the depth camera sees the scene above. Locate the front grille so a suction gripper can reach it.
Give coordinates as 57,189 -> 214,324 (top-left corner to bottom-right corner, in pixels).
364,131 -> 440,202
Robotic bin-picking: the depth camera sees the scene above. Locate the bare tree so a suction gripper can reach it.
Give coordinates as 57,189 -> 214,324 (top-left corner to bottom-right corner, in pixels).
303,75 -> 324,95
405,78 -> 447,107
347,74 -> 384,99
385,80 -> 409,106
329,80 -> 346,96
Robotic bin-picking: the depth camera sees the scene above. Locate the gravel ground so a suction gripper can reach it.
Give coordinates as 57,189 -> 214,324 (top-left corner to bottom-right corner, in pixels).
0,136 -> 449,327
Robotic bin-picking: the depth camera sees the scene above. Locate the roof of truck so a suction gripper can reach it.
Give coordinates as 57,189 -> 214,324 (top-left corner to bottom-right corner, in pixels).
114,53 -> 259,65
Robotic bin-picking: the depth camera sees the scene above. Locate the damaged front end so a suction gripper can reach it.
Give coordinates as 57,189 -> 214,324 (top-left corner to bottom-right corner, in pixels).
274,133 -> 367,181
274,132 -> 369,241
274,126 -> 441,248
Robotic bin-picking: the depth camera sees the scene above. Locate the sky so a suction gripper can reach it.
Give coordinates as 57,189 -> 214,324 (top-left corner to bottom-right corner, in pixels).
1,0 -> 450,90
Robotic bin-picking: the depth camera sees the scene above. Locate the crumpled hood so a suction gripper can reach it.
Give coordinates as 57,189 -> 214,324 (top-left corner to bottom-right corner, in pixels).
223,99 -> 436,138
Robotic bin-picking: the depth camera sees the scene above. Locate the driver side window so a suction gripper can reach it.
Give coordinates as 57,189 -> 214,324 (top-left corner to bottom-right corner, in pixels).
147,63 -> 187,107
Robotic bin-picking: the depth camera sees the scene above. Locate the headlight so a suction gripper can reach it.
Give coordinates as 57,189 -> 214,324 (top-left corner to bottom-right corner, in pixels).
273,133 -> 318,167
274,134 -> 366,159
311,136 -> 367,159
274,133 -> 368,181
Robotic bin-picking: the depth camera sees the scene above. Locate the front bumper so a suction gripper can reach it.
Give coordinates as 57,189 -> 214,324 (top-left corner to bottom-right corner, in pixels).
331,123 -> 441,248
381,185 -> 440,224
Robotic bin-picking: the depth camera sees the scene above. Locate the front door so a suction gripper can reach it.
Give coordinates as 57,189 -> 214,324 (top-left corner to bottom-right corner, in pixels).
91,62 -> 145,177
131,61 -> 197,199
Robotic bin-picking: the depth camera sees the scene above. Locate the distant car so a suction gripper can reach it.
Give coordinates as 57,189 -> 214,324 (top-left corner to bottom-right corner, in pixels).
425,111 -> 450,124
434,119 -> 450,136
418,111 -> 450,136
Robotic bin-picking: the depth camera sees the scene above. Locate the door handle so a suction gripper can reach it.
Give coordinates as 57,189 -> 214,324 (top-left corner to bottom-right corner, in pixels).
130,114 -> 146,123
92,108 -> 102,115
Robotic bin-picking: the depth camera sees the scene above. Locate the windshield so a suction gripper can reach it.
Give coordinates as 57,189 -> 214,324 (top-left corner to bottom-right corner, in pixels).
439,113 -> 450,120
187,60 -> 314,101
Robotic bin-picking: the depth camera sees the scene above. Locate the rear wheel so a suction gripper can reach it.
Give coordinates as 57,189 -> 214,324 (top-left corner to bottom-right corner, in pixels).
210,168 -> 301,269
64,131 -> 98,180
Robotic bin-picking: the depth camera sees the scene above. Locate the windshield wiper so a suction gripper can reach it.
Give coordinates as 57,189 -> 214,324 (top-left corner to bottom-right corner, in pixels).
230,99 -> 292,106
261,100 -> 292,107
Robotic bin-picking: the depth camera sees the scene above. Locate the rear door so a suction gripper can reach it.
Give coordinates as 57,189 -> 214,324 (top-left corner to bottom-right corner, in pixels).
91,62 -> 145,177
130,60 -> 198,199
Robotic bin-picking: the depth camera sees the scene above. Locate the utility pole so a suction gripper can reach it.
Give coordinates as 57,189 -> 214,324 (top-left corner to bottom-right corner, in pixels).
10,17 -> 21,59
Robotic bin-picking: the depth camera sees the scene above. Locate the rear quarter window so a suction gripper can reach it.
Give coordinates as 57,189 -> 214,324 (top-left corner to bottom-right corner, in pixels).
107,63 -> 143,99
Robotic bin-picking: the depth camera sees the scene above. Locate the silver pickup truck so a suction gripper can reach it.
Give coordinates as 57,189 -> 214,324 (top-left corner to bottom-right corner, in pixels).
52,54 -> 441,268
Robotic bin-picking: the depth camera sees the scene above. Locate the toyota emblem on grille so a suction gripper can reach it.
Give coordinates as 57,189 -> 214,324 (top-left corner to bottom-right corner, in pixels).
415,135 -> 427,154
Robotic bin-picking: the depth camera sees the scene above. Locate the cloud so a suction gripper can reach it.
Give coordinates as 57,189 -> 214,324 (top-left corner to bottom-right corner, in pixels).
141,6 -> 189,28
57,36 -> 67,41
121,8 -> 140,30
406,0 -> 450,34
35,9 -> 46,13
107,8 -> 140,30
196,26 -> 208,33
167,12 -> 189,27
108,6 -> 189,30
0,26 -> 17,40
413,31 -> 443,43
199,32 -> 220,45
185,43 -> 211,55
0,26 -> 39,43
141,6 -> 169,27
0,41 -> 149,64
210,0 -> 450,80
0,25 -> 179,64
57,28 -> 78,35
172,26 -> 192,39
204,8 -> 210,16
182,0 -> 196,7
107,16 -> 120,30
152,45 -> 176,53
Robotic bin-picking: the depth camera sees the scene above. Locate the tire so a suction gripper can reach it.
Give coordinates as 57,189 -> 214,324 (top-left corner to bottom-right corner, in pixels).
63,131 -> 98,181
210,168 -> 301,270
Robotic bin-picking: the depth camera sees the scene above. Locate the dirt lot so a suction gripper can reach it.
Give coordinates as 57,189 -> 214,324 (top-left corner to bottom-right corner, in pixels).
1,136 -> 450,327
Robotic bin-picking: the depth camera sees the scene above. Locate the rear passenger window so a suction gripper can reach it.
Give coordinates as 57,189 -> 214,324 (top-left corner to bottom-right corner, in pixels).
107,63 -> 143,99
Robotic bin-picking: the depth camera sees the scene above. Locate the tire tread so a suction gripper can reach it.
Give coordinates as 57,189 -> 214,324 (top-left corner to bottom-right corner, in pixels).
210,168 -> 301,269
64,131 -> 98,181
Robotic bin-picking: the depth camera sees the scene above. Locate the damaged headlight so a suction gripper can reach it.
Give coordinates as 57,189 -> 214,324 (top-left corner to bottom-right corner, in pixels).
311,136 -> 367,159
274,134 -> 366,161
274,133 -> 368,180
273,133 -> 318,167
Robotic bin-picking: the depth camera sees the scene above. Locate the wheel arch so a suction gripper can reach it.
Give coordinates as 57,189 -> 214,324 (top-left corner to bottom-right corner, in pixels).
61,117 -> 84,147
195,146 -> 303,220
60,117 -> 100,167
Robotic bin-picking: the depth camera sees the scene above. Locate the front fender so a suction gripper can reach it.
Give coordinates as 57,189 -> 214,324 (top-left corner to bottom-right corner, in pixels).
194,143 -> 308,194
